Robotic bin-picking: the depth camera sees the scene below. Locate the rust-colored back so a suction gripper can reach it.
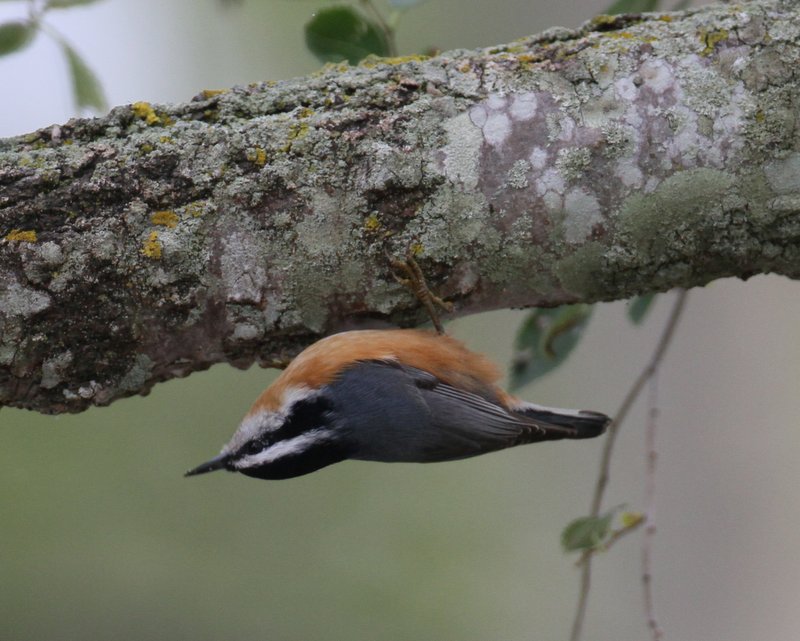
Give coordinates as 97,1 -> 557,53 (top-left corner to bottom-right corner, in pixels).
247,329 -> 511,415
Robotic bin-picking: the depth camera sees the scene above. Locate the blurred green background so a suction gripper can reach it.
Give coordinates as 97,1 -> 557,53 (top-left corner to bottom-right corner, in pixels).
2,1 -> 800,640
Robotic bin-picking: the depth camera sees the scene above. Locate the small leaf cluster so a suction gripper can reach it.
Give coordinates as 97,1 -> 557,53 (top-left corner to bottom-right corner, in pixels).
305,6 -> 391,64
304,0 -> 425,65
0,0 -> 106,112
510,304 -> 594,390
561,507 -> 644,553
509,294 -> 657,389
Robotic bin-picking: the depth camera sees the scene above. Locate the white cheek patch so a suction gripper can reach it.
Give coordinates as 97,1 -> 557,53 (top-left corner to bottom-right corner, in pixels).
234,429 -> 332,468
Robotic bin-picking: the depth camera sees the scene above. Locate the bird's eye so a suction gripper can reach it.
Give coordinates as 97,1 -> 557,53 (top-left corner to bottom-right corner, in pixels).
245,440 -> 263,455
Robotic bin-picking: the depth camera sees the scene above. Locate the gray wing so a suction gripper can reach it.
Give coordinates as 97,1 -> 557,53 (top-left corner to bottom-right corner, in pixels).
333,361 -> 594,464
406,366 -> 588,460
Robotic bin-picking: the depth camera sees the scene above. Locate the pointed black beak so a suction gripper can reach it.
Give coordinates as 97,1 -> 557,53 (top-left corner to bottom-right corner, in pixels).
184,453 -> 232,477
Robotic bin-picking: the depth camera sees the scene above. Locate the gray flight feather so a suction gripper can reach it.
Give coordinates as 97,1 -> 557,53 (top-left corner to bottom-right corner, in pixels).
327,361 -> 606,464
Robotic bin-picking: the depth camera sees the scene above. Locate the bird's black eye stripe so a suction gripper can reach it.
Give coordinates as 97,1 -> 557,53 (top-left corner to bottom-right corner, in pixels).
277,395 -> 335,440
235,395 -> 335,459
244,440 -> 264,455
237,438 -> 269,458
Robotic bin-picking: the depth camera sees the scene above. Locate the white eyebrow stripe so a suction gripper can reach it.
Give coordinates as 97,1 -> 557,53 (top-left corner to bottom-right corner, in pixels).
234,429 -> 332,468
222,386 -> 319,455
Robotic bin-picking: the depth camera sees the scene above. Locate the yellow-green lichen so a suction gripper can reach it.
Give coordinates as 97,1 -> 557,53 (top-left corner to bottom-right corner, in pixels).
363,213 -> 381,232
699,28 -> 729,55
280,121 -> 310,153
199,89 -> 226,99
151,210 -> 179,228
315,62 -> 350,76
590,15 -> 619,29
5,229 -> 37,243
200,108 -> 220,123
132,101 -> 161,125
361,54 -> 430,68
515,52 -> 545,66
184,201 -> 206,218
297,107 -> 315,119
503,43 -> 530,55
246,147 -> 267,166
141,231 -> 162,259
290,122 -> 310,140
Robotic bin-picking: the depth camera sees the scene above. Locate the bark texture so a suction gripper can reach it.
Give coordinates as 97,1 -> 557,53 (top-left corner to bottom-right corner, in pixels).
1,1 -> 799,413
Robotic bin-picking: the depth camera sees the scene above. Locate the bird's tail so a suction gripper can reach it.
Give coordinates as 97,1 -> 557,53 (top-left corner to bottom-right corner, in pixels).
511,401 -> 611,441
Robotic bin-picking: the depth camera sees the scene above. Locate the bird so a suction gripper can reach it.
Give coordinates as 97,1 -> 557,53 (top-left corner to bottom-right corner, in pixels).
185,329 -> 610,480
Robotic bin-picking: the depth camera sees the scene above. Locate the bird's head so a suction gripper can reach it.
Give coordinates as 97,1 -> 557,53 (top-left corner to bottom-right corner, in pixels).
185,387 -> 350,480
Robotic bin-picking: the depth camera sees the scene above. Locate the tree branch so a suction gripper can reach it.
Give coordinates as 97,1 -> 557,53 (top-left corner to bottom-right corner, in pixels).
1,1 -> 799,413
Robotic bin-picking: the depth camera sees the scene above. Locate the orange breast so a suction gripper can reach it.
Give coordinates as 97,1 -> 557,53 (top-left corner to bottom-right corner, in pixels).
247,329 -> 512,415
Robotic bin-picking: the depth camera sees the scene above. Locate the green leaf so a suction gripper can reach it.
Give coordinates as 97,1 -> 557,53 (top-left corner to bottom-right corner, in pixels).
46,0 -> 104,8
0,21 -> 36,57
509,304 -> 593,390
627,293 -> 656,324
561,510 -> 615,552
61,41 -> 107,111
603,0 -> 660,15
305,6 -> 390,65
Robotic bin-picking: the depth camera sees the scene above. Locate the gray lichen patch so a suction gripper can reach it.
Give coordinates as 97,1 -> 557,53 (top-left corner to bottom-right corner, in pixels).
0,276 -> 51,317
296,190 -> 366,258
441,111 -> 483,189
505,159 -> 531,189
118,353 -> 155,393
555,148 -> 592,182
619,168 -> 734,230
764,152 -> 800,194
220,230 -> 269,305
40,351 -> 74,389
357,141 -> 424,192
563,188 -> 603,244
553,241 -> 608,299
409,186 -> 497,261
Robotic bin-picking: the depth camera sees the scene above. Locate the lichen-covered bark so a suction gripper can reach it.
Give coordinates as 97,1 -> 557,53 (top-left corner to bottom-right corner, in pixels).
1,1 -> 799,413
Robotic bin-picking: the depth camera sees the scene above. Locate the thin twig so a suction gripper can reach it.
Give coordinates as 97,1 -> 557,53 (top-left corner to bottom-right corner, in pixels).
590,290 -> 688,515
642,374 -> 664,640
569,289 -> 688,641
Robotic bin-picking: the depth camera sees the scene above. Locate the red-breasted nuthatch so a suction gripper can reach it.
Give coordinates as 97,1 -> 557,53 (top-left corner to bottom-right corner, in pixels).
185,329 -> 610,480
